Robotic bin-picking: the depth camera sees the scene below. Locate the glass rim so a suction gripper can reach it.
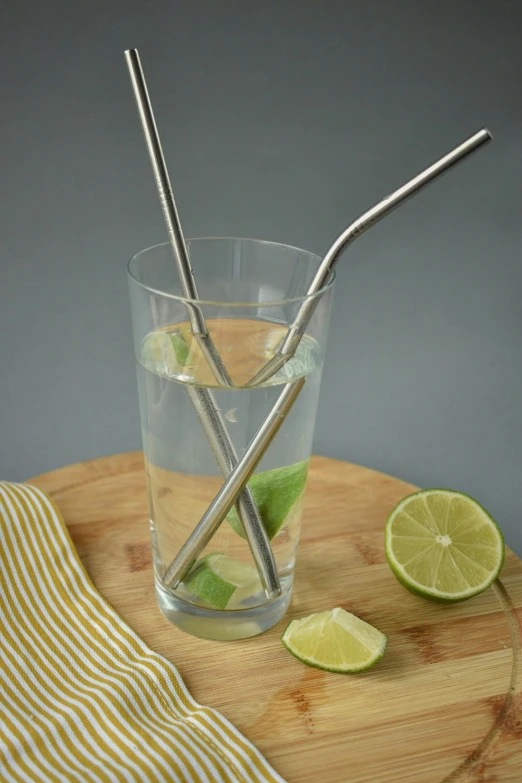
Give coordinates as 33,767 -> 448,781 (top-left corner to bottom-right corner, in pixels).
127,237 -> 335,307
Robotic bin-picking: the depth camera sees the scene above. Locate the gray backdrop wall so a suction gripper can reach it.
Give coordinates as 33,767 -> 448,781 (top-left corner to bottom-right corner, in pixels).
1,0 -> 521,554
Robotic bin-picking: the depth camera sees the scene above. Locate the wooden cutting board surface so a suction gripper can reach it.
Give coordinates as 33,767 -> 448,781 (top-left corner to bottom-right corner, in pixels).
28,452 -> 522,783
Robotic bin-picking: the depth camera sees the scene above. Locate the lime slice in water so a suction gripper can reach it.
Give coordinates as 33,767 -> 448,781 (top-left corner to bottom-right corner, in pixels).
227,460 -> 309,540
183,553 -> 260,610
282,608 -> 387,673
385,488 -> 504,602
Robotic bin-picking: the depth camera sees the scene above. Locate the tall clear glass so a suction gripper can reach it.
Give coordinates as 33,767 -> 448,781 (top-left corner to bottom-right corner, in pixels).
128,238 -> 335,640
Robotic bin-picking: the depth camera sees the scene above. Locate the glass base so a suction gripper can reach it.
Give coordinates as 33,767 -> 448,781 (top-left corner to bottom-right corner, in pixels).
155,577 -> 293,641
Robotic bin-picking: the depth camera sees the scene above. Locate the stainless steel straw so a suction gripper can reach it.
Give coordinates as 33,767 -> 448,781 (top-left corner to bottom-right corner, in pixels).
247,129 -> 492,387
164,377 -> 306,588
125,49 -> 231,387
164,129 -> 491,590
125,48 -> 281,599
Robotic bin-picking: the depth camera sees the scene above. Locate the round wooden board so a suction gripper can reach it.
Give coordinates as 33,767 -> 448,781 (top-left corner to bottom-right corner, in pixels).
28,452 -> 522,783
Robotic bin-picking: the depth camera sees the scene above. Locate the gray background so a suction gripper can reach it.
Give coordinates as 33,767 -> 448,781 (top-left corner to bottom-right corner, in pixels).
1,0 -> 521,554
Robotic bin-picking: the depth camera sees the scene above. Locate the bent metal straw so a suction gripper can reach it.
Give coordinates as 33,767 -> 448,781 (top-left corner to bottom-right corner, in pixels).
168,128 -> 492,584
247,129 -> 492,387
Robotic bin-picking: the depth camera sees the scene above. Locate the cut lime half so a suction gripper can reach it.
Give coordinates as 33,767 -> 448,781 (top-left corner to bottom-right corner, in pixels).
385,488 -> 504,602
281,608 -> 387,673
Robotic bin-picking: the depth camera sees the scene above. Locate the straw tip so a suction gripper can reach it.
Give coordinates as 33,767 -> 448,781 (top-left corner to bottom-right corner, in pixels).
477,127 -> 493,143
124,48 -> 138,58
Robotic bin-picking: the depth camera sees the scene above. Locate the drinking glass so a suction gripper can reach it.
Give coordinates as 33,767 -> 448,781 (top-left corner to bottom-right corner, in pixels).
128,238 -> 335,639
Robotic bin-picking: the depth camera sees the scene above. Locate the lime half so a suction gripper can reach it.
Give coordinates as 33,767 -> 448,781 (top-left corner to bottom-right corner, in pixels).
385,488 -> 504,602
183,554 -> 260,610
227,460 -> 309,540
281,608 -> 387,673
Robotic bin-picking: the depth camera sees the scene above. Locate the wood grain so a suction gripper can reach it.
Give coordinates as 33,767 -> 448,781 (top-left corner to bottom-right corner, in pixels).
28,452 -> 522,783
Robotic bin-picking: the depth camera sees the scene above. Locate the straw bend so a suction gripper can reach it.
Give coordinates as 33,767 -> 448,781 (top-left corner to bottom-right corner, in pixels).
247,128 -> 492,386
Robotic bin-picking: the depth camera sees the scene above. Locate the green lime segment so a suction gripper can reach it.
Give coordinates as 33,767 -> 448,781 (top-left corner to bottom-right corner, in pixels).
282,608 -> 387,673
141,329 -> 190,372
227,460 -> 309,540
183,553 -> 260,610
385,488 -> 504,602
167,332 -> 190,366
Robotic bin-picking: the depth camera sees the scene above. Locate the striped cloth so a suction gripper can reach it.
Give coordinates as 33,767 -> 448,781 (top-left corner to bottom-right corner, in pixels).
0,481 -> 284,783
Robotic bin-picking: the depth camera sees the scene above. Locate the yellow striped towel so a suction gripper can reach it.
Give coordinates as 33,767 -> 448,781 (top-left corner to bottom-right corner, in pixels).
0,481 -> 285,783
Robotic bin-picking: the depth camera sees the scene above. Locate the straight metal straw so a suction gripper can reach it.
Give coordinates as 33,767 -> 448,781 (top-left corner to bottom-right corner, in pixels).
125,48 -> 281,599
164,377 -> 306,588
247,128 -> 492,387
125,49 -> 231,387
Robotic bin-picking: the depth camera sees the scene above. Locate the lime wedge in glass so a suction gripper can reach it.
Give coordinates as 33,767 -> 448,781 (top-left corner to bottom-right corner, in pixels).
141,329 -> 191,375
227,460 -> 309,540
167,332 -> 190,366
183,553 -> 260,610
281,608 -> 387,673
385,488 -> 504,602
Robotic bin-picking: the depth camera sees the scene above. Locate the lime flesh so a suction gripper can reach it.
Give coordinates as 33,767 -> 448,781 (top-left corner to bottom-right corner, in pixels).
282,608 -> 387,673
